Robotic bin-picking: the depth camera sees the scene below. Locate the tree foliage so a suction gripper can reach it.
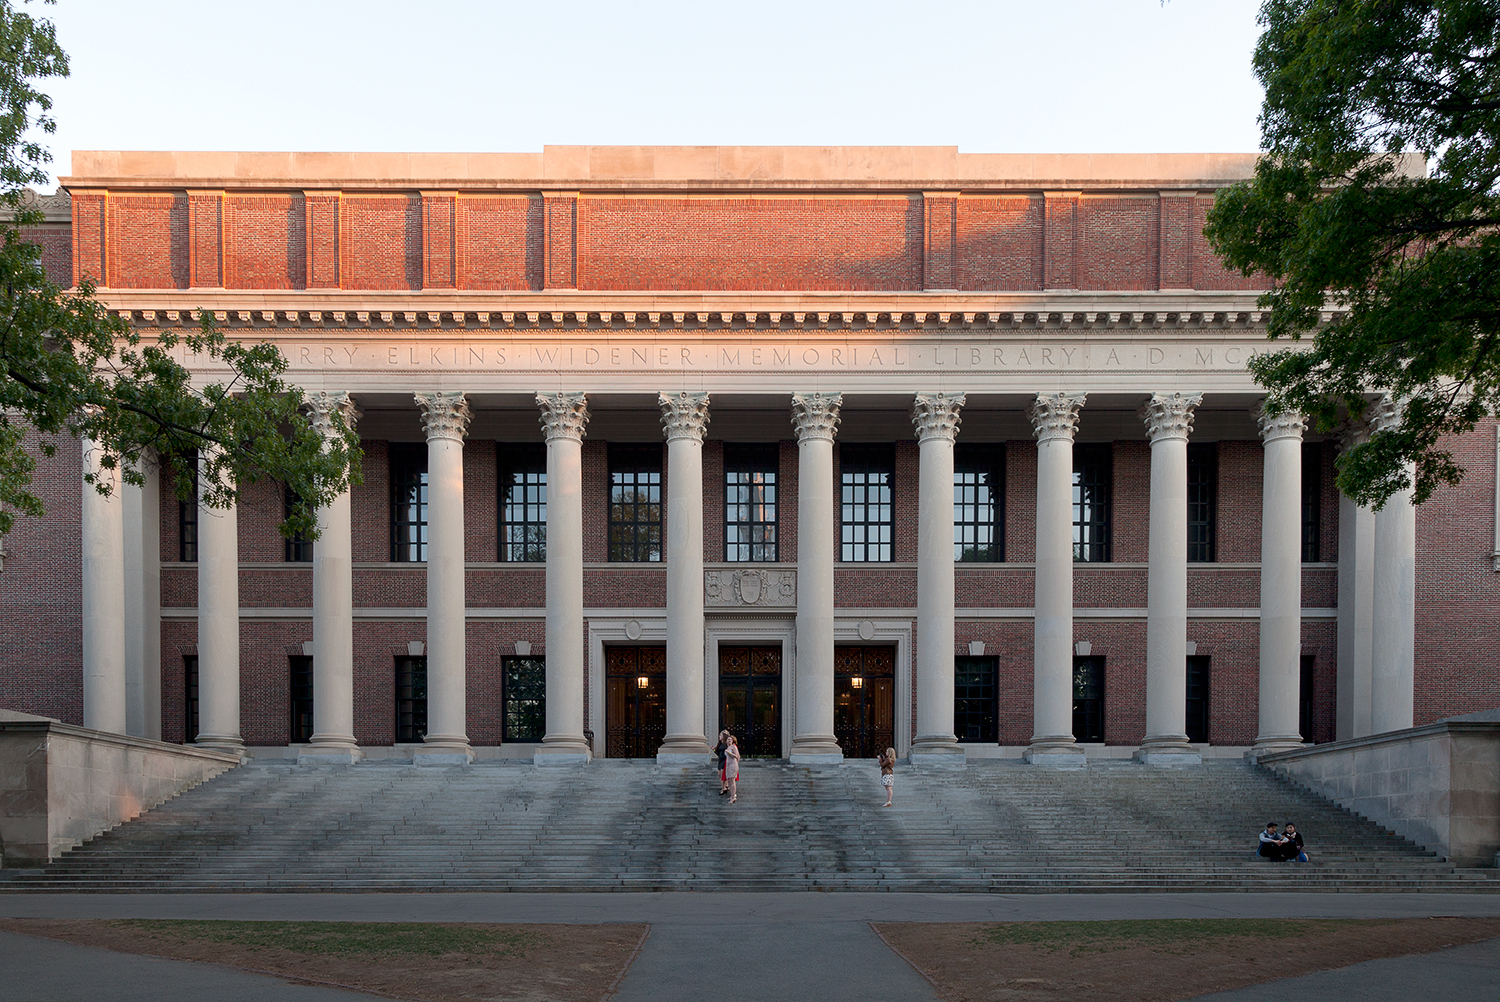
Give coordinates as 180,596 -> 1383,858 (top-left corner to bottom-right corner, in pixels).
0,0 -> 358,539
1205,0 -> 1500,506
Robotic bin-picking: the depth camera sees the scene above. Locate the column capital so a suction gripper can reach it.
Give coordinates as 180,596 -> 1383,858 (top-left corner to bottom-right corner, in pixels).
1338,415 -> 1372,452
791,392 -> 842,442
658,391 -> 711,443
302,391 -> 360,440
1369,393 -> 1404,434
1030,392 -> 1086,444
415,391 -> 471,443
911,391 -> 966,443
1254,403 -> 1307,444
1141,391 -> 1203,444
536,391 -> 590,442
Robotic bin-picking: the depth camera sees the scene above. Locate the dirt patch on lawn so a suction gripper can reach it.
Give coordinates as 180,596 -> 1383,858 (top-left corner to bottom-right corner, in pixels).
874,917 -> 1500,1002
0,919 -> 648,1002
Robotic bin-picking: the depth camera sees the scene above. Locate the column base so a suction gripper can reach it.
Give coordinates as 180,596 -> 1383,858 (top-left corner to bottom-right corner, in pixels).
297,737 -> 363,765
789,735 -> 844,765
194,734 -> 247,760
1024,737 -> 1087,769
1249,735 -> 1304,761
413,734 -> 474,765
534,735 -> 592,766
909,737 -> 966,768
1134,738 -> 1202,767
657,734 -> 713,766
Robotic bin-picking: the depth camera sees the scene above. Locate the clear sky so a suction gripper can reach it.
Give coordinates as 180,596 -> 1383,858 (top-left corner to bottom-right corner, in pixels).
33,0 -> 1267,188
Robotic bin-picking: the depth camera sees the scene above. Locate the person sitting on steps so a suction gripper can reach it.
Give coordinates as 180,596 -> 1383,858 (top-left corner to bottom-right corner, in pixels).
1283,821 -> 1307,862
1258,821 -> 1291,861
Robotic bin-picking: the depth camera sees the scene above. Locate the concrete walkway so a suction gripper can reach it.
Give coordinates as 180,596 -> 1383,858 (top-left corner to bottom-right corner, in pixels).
2,893 -> 1499,1001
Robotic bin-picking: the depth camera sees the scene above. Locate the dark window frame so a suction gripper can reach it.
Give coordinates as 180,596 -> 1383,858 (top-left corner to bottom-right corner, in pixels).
284,486 -> 313,563
289,654 -> 314,743
499,444 -> 547,562
1301,443 -> 1322,562
183,654 -> 199,743
953,655 -> 998,742
1299,654 -> 1316,742
395,656 -> 428,742
609,444 -> 664,562
178,456 -> 198,563
724,443 -> 779,563
1073,655 -> 1105,742
840,443 -> 895,563
389,444 -> 429,563
1072,444 -> 1112,563
1185,654 -> 1211,743
954,443 -> 1004,562
502,655 -> 547,741
1187,443 -> 1218,563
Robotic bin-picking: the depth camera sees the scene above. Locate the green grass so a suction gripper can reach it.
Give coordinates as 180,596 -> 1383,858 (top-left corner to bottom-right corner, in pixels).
976,918 -> 1398,956
112,920 -> 538,959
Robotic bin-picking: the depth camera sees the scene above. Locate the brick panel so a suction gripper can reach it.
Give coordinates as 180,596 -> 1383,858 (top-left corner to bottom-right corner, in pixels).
1158,193 -> 1196,289
422,193 -> 456,289
1217,441 -> 1263,562
22,225 -> 73,287
186,192 -> 223,287
340,196 -> 422,290
70,192 -> 105,285
108,194 -> 188,289
956,197 -> 1043,291
1005,440 -> 1037,562
1192,195 -> 1265,290
578,197 -> 922,291
1078,197 -> 1159,291
224,196 -> 303,290
1043,193 -> 1078,289
1112,440 -> 1150,562
584,569 -> 666,607
465,440 -> 497,563
305,193 -> 340,288
544,193 -> 577,289
955,567 -> 1032,608
460,196 -> 539,290
834,568 -> 916,607
352,442 -> 390,563
922,193 -> 958,289
468,568 -> 546,607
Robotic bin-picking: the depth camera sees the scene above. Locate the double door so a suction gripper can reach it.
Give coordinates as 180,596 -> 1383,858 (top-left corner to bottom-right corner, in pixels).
605,646 -> 666,758
834,645 -> 895,759
719,646 -> 782,757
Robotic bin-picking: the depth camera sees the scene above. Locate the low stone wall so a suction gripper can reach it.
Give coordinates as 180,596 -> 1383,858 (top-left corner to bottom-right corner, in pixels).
1257,712 -> 1500,866
0,710 -> 240,867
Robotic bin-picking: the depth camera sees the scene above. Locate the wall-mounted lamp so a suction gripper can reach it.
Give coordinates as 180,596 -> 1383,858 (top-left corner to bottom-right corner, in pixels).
636,676 -> 649,690
850,676 -> 864,689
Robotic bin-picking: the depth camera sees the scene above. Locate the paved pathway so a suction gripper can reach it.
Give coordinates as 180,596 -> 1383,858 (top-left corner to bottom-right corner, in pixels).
3,893 -> 1499,1001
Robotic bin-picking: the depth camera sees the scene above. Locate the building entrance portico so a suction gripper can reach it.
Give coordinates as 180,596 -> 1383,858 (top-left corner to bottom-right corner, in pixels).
718,645 -> 782,757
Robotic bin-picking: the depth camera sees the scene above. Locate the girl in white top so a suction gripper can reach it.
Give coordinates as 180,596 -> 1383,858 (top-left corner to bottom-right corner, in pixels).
724,734 -> 741,804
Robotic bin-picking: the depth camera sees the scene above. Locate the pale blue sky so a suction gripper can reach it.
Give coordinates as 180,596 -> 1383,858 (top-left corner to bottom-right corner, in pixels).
34,0 -> 1266,187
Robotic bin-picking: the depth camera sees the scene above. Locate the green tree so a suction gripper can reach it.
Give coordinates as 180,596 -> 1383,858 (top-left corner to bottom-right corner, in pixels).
1205,0 -> 1500,507
0,0 -> 357,538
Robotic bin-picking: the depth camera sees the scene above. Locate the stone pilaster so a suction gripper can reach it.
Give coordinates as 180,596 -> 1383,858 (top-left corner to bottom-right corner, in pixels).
658,391 -> 713,764
910,392 -> 966,765
300,392 -> 363,764
414,391 -> 473,764
790,392 -> 843,763
81,433 -> 126,735
1137,391 -> 1204,765
195,446 -> 244,755
535,391 -> 592,764
1253,404 -> 1308,755
1370,396 -> 1416,733
1026,392 -> 1087,768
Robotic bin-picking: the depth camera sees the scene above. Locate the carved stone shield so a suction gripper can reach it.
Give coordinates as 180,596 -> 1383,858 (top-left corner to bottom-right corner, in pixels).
737,570 -> 762,604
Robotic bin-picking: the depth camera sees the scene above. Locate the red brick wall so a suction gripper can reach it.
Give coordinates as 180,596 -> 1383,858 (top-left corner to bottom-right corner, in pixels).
340,195 -> 422,290
957,197 -> 1043,291
462,196 -> 540,290
1078,197 -> 1159,291
224,195 -> 303,289
109,194 -> 188,289
21,225 -> 72,287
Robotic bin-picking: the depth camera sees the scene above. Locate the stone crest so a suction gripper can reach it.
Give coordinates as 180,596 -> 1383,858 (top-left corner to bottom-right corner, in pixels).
705,569 -> 796,607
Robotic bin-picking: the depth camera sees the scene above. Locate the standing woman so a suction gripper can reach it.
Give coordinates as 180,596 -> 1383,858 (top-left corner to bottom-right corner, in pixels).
715,730 -> 730,794
878,747 -> 896,807
724,734 -> 741,804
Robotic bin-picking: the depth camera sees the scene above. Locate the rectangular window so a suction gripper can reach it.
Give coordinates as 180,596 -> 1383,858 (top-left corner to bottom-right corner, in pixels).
1301,443 -> 1322,562
1072,444 -> 1112,563
724,443 -> 779,562
183,654 -> 199,743
840,444 -> 894,562
609,444 -> 663,562
1073,656 -> 1105,742
1185,655 -> 1211,743
502,655 -> 547,741
284,487 -> 313,563
1299,654 -> 1316,742
395,656 -> 427,742
1187,443 -> 1217,563
954,444 -> 1004,562
499,444 -> 547,562
953,655 -> 998,742
390,445 -> 429,562
289,655 -> 314,743
178,455 -> 198,563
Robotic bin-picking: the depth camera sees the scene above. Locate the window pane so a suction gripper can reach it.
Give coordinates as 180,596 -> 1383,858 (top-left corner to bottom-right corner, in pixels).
503,655 -> 547,741
500,444 -> 547,562
389,445 -> 429,562
1187,443 -> 1217,563
954,444 -> 1004,561
1301,443 -> 1322,562
1072,445 -> 1112,563
609,445 -> 663,562
953,656 -> 998,742
724,444 -> 779,562
840,444 -> 894,562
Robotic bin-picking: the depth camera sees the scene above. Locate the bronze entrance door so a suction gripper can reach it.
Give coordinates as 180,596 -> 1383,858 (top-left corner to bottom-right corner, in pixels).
834,646 -> 895,759
719,646 -> 782,757
605,646 -> 666,758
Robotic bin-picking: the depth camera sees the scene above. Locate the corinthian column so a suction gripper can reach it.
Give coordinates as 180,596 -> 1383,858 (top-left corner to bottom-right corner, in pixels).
195,446 -> 244,755
1254,404 -> 1307,755
910,391 -> 966,765
790,392 -> 843,764
81,431 -> 126,735
657,391 -> 713,764
1336,420 -> 1376,739
1137,391 -> 1203,766
300,392 -> 362,764
415,391 -> 473,764
535,392 -> 592,764
1370,396 -> 1416,732
1026,392 -> 1087,768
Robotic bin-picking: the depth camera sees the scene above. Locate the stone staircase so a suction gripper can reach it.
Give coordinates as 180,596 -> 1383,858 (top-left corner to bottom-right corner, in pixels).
5,758 -> 1496,892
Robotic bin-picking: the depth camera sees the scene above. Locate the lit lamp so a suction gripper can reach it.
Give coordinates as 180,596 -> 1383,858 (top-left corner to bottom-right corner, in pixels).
637,676 -> 649,689
851,676 -> 863,689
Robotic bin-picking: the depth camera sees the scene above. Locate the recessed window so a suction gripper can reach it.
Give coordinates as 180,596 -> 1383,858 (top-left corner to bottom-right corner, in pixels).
1072,444 -> 1112,563
840,444 -> 894,562
1185,655 -> 1210,743
284,487 -> 313,563
1073,656 -> 1105,742
954,444 -> 1004,562
178,455 -> 198,563
289,655 -> 313,743
953,655 -> 998,742
1301,444 -> 1321,562
389,445 -> 428,562
395,656 -> 427,742
609,445 -> 663,562
1187,443 -> 1217,563
500,444 -> 547,562
1299,654 -> 1316,742
503,655 -> 546,741
183,654 -> 199,743
724,443 -> 778,562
